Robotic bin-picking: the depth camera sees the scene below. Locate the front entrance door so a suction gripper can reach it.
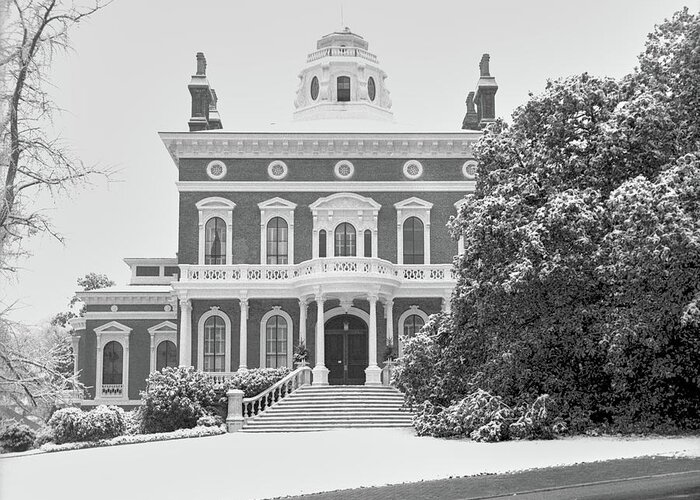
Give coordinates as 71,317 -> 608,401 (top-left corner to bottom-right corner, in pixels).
325,315 -> 368,385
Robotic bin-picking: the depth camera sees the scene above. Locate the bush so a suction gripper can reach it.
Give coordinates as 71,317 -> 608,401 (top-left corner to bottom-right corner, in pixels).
123,409 -> 143,435
33,428 -> 55,448
223,367 -> 291,397
0,422 -> 36,452
48,406 -> 126,444
196,414 -> 223,427
140,366 -> 218,433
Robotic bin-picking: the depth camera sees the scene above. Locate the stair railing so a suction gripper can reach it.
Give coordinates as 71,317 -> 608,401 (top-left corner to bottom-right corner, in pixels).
236,365 -> 312,424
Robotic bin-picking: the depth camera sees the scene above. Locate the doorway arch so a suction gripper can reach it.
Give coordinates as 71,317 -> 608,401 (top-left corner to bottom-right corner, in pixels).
324,314 -> 368,385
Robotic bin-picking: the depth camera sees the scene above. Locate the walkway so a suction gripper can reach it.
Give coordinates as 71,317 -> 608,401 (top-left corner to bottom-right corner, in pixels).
1,428 -> 699,500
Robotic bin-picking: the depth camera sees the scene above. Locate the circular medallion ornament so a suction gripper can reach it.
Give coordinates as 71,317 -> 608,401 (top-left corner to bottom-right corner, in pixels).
310,76 -> 319,101
267,160 -> 289,180
110,305 -> 118,313
402,160 -> 424,180
334,160 -> 355,180
206,160 -> 227,180
462,160 -> 478,180
164,304 -> 172,312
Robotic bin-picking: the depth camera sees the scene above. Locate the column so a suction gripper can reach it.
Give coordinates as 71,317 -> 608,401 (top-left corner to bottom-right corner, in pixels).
71,335 -> 81,376
365,294 -> 382,385
385,299 -> 394,346
149,333 -> 156,373
299,299 -> 307,347
312,292 -> 329,385
239,297 -> 248,371
95,336 -> 103,398
442,293 -> 452,314
179,298 -> 192,367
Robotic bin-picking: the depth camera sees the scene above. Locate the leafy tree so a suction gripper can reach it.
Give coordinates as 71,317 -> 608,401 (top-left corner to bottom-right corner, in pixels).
397,8 -> 700,433
50,272 -> 115,327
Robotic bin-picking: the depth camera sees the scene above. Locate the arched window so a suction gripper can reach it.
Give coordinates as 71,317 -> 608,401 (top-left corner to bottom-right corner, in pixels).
403,314 -> 425,336
102,341 -> 123,385
368,77 -> 376,101
266,217 -> 288,264
203,316 -> 226,372
403,217 -> 424,264
334,223 -> 356,256
337,76 -> 350,102
156,340 -> 178,372
205,217 -> 226,264
265,316 -> 288,368
319,230 -> 327,258
364,229 -> 372,258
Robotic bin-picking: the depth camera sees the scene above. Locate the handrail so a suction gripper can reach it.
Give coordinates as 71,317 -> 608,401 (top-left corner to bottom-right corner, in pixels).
241,365 -> 312,421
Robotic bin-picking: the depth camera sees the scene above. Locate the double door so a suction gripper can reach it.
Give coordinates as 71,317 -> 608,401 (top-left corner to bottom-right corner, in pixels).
325,330 -> 368,385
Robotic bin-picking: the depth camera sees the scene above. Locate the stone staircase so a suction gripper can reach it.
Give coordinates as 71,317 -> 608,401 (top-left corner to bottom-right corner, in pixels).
240,385 -> 413,432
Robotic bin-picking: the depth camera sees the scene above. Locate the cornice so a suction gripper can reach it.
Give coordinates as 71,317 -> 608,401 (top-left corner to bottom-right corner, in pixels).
78,292 -> 174,305
159,131 -> 481,163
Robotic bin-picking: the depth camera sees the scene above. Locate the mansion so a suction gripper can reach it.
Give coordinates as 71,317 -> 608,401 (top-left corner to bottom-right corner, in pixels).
69,28 -> 498,405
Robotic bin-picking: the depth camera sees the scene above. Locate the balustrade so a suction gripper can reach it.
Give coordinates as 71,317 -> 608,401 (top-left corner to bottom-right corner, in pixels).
306,47 -> 378,64
180,258 -> 455,285
101,384 -> 123,397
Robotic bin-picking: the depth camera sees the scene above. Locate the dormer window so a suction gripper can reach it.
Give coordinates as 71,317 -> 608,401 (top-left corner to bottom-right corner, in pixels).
337,76 -> 351,102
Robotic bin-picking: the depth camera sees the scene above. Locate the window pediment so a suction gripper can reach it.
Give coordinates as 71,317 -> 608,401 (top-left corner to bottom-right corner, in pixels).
196,197 -> 236,210
310,193 -> 381,212
258,197 -> 298,210
94,321 -> 132,336
147,321 -> 178,335
394,197 -> 433,210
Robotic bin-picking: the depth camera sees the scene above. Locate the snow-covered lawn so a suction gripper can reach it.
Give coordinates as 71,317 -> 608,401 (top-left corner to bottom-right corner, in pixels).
1,429 -> 699,500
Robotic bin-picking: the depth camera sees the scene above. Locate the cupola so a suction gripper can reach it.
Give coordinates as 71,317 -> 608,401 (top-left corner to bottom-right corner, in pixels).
293,27 -> 393,122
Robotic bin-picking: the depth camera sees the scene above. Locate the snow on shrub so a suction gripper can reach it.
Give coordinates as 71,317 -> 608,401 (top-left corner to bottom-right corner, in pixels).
140,366 -> 218,433
48,406 -> 125,444
222,367 -> 291,397
0,422 -> 36,452
196,414 -> 223,427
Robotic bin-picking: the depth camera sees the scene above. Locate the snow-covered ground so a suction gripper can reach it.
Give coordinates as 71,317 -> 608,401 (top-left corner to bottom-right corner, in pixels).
1,429 -> 699,500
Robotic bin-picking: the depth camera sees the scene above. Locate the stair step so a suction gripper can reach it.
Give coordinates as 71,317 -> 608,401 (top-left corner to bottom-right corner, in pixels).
241,423 -> 413,432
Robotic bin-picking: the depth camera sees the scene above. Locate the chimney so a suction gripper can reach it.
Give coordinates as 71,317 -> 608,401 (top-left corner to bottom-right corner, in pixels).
461,91 -> 479,130
473,53 -> 498,128
188,52 -> 223,131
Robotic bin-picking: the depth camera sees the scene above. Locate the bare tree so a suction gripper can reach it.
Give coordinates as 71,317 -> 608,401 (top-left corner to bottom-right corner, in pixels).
0,0 -> 111,273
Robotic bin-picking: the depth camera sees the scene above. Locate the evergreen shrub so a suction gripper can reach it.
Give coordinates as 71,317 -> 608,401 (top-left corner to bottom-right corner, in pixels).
140,366 -> 218,433
0,422 -> 36,452
48,406 -> 125,444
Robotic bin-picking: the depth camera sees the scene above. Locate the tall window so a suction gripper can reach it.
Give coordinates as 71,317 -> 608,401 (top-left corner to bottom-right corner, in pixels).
364,229 -> 372,258
205,217 -> 226,264
203,316 -> 226,372
319,230 -> 327,258
403,217 -> 424,264
266,217 -> 288,264
265,316 -> 288,368
156,340 -> 178,372
403,314 -> 425,336
102,341 -> 123,385
337,76 -> 350,102
335,223 -> 356,256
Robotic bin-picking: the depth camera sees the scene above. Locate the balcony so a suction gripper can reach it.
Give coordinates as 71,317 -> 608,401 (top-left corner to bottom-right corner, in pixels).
307,46 -> 378,64
176,258 -> 456,299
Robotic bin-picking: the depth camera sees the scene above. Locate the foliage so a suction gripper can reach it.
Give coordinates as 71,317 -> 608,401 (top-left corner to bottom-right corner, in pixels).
397,8 -> 700,436
47,405 -> 125,444
196,414 -> 223,427
140,367 -> 218,433
33,427 -> 55,448
123,409 -> 143,436
40,424 -> 225,453
221,367 -> 291,398
292,342 -> 308,363
0,422 -> 36,452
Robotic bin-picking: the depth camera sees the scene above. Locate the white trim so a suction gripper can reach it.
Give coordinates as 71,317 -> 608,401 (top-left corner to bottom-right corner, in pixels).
80,399 -> 144,407
84,312 -> 177,320
197,309 -> 232,372
206,160 -> 227,180
177,181 -> 475,193
148,321 -> 178,373
462,160 -> 478,180
267,160 -> 289,180
333,160 -> 355,180
395,197 -> 433,265
259,307 -> 294,368
197,197 -> 235,265
94,321 -> 131,400
159,131 -> 482,162
258,197 -> 297,265
402,160 -> 424,180
324,306 -> 370,325
311,193 -> 380,259
397,306 -> 429,357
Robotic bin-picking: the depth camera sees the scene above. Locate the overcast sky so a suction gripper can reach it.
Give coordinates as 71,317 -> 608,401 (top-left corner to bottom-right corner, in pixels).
3,0 -> 696,325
